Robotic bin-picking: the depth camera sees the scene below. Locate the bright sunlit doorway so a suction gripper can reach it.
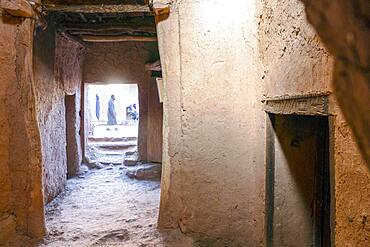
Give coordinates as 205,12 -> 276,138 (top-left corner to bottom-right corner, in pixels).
85,83 -> 139,165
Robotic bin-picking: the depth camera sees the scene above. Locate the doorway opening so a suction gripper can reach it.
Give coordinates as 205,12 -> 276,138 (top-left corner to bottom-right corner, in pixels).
85,83 -> 139,165
266,114 -> 331,247
65,93 -> 81,178
30,7 -> 167,246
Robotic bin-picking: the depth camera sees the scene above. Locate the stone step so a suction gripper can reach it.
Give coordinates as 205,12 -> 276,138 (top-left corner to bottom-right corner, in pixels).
90,142 -> 137,150
126,163 -> 162,180
123,151 -> 139,166
88,136 -> 137,142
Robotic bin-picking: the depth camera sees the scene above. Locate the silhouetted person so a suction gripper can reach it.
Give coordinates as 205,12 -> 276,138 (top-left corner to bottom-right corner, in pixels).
132,103 -> 138,121
107,95 -> 117,126
95,94 -> 100,121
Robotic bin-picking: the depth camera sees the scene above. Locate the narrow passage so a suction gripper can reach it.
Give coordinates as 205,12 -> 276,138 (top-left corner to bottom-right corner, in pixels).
39,166 -> 194,247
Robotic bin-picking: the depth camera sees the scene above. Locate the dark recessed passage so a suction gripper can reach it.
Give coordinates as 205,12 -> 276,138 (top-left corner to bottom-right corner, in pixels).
266,114 -> 331,247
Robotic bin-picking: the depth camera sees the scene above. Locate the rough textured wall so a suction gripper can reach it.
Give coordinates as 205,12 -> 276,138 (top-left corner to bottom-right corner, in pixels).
331,101 -> 370,247
83,43 -> 159,84
34,26 -> 84,202
83,42 -> 162,162
55,35 -> 84,95
55,35 -> 84,177
0,13 -> 45,244
259,0 -> 370,245
300,0 -> 370,165
157,0 -> 265,245
33,21 -> 67,203
258,0 -> 332,97
0,13 -> 17,244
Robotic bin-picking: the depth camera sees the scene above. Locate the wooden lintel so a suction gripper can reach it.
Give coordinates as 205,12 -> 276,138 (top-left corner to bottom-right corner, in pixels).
58,26 -> 86,46
263,94 -> 331,116
65,25 -> 156,34
81,35 -> 157,42
43,4 -> 151,13
70,31 -> 156,37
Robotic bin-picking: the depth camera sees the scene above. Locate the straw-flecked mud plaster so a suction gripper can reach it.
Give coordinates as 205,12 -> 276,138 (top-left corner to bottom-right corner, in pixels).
0,15 -> 45,245
157,1 -> 265,245
301,0 -> 370,165
55,35 -> 84,177
259,0 -> 370,245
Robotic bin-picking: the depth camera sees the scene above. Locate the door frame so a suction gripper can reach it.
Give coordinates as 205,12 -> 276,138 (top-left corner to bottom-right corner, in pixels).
263,93 -> 335,246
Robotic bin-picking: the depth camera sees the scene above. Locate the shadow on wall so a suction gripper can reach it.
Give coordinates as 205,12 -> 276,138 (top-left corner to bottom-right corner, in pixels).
270,114 -> 331,247
300,0 -> 370,165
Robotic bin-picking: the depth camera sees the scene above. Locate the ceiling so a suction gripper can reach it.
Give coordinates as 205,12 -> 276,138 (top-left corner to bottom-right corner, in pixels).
42,0 -> 156,43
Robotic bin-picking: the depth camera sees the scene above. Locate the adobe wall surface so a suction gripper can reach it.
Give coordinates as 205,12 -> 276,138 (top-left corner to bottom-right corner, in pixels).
83,42 -> 162,162
258,0 -> 332,97
33,21 -> 68,203
331,101 -> 370,246
55,35 -> 84,177
0,13 -> 17,245
33,21 -> 85,202
83,42 -> 159,84
55,35 -> 84,96
0,14 -> 45,245
157,0 -> 266,245
259,0 -> 370,245
301,0 -> 370,164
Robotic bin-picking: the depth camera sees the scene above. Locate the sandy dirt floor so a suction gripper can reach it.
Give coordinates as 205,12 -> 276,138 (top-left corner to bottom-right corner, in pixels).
35,165 -> 196,247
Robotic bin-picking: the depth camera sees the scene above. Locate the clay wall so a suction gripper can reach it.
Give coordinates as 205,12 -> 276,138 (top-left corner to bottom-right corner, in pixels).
0,13 -> 45,244
331,102 -> 370,246
301,0 -> 370,164
259,0 -> 370,245
156,0 -> 265,245
1,8 -> 83,245
0,13 -> 17,244
83,42 -> 162,162
55,35 -> 84,177
34,20 -> 84,202
258,0 -> 332,97
33,20 -> 67,203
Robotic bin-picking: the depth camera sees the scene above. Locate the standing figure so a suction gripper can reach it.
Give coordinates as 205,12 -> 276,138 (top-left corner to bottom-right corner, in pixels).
126,105 -> 133,121
95,94 -> 100,121
132,103 -> 139,121
107,95 -> 117,126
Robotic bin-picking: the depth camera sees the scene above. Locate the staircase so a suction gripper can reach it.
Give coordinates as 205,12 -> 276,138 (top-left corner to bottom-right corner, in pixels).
87,136 -> 138,165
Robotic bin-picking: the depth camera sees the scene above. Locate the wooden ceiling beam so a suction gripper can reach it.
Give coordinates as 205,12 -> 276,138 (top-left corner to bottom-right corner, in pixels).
58,26 -> 87,45
69,31 -> 156,37
43,4 -> 151,13
80,34 -> 157,42
63,24 -> 156,33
